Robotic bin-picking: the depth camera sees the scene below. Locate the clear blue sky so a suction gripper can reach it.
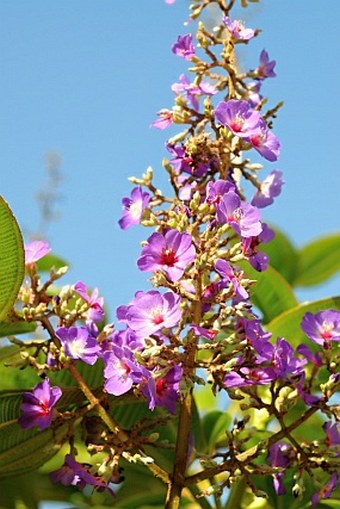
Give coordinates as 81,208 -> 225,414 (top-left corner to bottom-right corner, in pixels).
1,0 -> 339,321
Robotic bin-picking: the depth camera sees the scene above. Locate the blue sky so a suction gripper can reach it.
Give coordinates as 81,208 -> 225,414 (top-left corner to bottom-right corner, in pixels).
1,0 -> 339,320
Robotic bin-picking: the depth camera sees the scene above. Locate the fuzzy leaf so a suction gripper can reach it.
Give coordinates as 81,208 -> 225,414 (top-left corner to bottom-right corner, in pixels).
0,197 -> 24,321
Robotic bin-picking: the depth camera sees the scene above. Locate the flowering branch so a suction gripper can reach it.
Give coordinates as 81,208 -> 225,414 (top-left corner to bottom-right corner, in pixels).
1,0 -> 339,507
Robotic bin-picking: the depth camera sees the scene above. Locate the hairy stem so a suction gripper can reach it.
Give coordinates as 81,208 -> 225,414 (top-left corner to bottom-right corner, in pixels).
165,280 -> 202,508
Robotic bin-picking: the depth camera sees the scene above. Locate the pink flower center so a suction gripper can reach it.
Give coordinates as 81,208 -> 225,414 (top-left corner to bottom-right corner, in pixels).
39,402 -> 51,416
151,307 -> 165,326
229,117 -> 244,133
115,359 -> 131,376
162,111 -> 173,121
156,378 -> 167,396
161,248 -> 178,267
228,207 -> 242,223
249,134 -> 263,147
321,322 -> 334,340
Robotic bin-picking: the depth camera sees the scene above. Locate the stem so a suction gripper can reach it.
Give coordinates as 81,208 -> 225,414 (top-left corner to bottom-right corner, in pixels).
165,280 -> 202,509
68,363 -> 128,441
69,363 -> 170,485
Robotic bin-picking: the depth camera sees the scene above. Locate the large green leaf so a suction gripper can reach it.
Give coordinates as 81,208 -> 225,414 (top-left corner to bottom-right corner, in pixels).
261,226 -> 299,284
0,196 -> 24,320
267,296 -> 340,346
239,262 -> 298,323
294,234 -> 340,287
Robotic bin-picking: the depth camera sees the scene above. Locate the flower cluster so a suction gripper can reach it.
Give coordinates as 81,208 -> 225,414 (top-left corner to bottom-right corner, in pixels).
9,4 -> 339,508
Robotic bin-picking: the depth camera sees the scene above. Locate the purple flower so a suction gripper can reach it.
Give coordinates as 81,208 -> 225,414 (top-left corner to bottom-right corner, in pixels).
118,187 -> 150,230
56,326 -> 101,365
216,191 -> 262,238
138,369 -> 157,411
24,240 -> 51,265
167,143 -> 193,174
150,109 -> 174,130
171,74 -> 217,111
215,258 -> 249,302
255,49 -> 276,80
50,454 -> 115,497
206,179 -> 235,205
201,280 -> 224,313
74,280 -> 105,322
19,378 -> 62,430
166,143 -> 213,177
247,120 -> 281,162
243,318 -> 272,344
172,34 -> 195,60
107,327 -> 143,352
223,16 -> 255,41
118,290 -> 182,338
215,100 -> 262,138
190,324 -> 218,341
251,170 -> 284,208
311,472 -> 338,508
103,343 -> 157,409
323,421 -> 340,448
296,372 -> 321,406
270,338 -> 306,379
246,81 -> 263,107
137,229 -> 196,282
224,366 -> 276,388
301,309 -> 340,346
103,345 -> 142,396
296,344 -> 322,367
267,442 -> 291,495
177,177 -> 197,201
155,366 -> 182,413
241,223 -> 275,271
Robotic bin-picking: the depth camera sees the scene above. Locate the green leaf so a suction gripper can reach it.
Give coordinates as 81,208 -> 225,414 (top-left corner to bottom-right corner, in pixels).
261,226 -> 299,284
0,320 -> 36,338
321,500 -> 340,509
294,234 -> 340,287
37,253 -> 69,272
0,471 -> 74,509
0,196 -> 25,320
267,296 -> 340,346
202,410 -> 231,454
0,345 -> 44,390
239,261 -> 298,323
